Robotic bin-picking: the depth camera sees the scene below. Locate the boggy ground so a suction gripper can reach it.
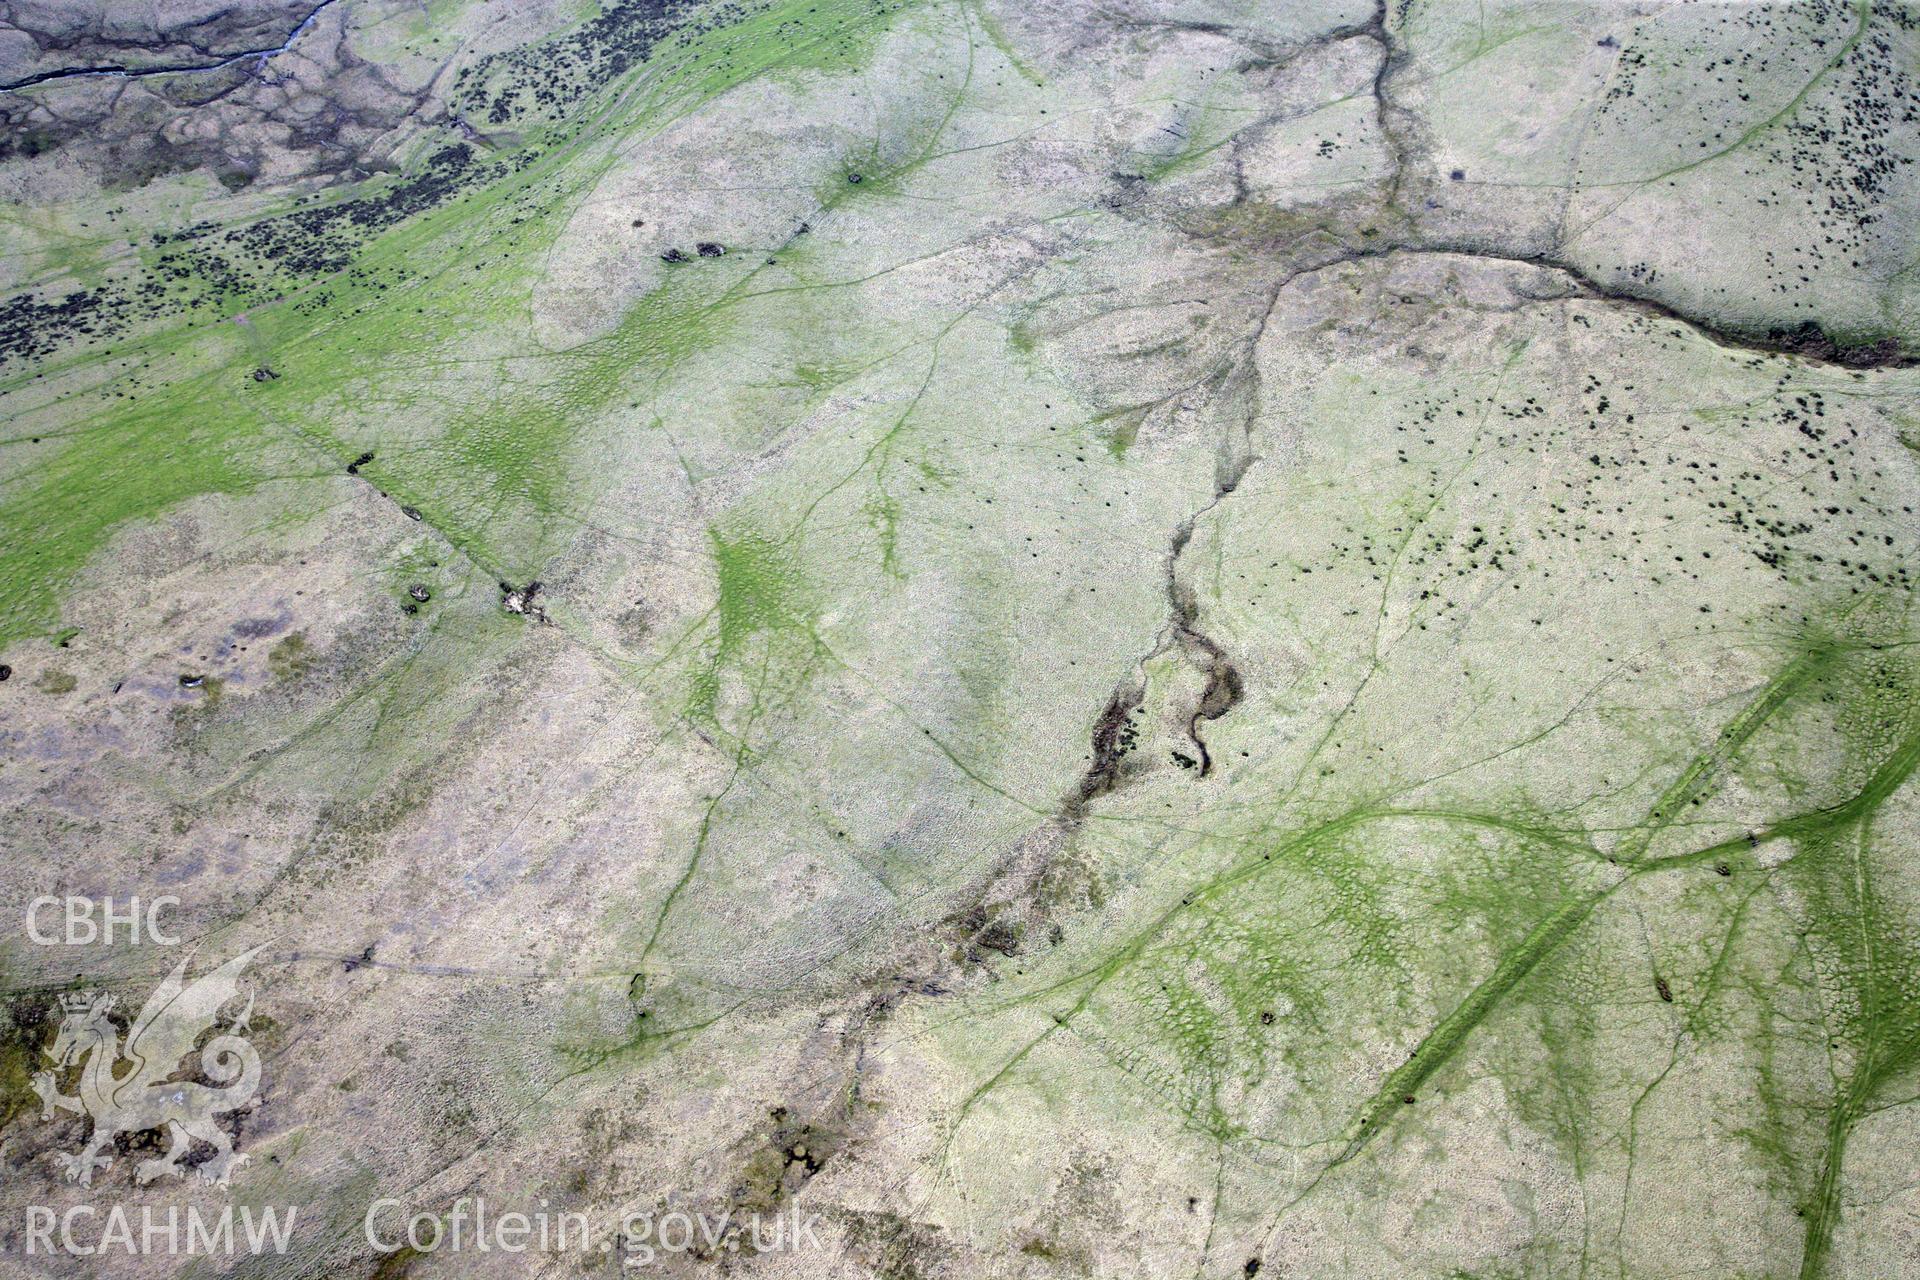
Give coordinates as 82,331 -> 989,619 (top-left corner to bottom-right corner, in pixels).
1,1 -> 1918,1277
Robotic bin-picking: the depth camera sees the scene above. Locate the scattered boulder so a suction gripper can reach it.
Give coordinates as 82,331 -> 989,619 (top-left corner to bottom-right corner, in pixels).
500,581 -> 546,620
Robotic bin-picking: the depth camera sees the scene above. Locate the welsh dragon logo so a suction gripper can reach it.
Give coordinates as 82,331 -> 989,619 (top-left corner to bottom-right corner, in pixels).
32,944 -> 266,1188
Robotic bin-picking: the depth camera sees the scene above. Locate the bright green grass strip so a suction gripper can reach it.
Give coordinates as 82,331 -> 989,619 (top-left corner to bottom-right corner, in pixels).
1,361 -> 261,645
0,0 -> 918,650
